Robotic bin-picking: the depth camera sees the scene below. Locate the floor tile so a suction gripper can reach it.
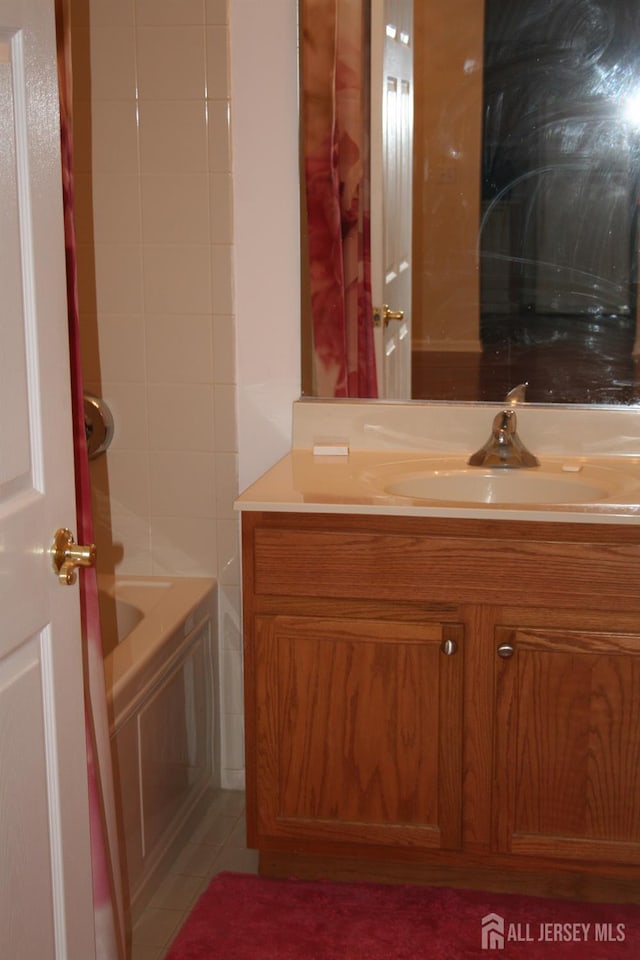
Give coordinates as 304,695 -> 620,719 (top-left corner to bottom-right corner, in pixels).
149,872 -> 205,912
206,788 -> 246,818
210,844 -> 259,875
226,813 -> 248,848
190,811 -> 237,846
167,840 -> 223,878
132,907 -> 183,948
129,945 -> 165,960
129,791 -> 257,960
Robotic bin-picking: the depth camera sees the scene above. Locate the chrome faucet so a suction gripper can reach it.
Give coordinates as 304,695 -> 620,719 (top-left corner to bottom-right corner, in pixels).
468,383 -> 539,468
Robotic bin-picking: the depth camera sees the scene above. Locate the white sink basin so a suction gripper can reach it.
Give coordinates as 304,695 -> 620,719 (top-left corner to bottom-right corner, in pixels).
385,469 -> 610,505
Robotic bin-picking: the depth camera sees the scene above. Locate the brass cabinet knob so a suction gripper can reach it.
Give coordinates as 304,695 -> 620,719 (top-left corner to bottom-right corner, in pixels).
50,528 -> 97,585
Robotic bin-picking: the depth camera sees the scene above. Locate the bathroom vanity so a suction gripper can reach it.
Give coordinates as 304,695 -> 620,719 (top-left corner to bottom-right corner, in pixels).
236,402 -> 640,902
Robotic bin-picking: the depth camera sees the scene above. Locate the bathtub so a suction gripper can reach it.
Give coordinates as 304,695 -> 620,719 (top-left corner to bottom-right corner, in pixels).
100,576 -> 219,920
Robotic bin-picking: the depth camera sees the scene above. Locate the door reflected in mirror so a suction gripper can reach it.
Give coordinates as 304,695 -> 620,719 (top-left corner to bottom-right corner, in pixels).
300,0 -> 640,404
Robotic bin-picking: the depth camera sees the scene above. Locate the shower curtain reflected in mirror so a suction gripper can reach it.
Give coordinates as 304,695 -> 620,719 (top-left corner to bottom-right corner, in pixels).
301,0 -> 378,397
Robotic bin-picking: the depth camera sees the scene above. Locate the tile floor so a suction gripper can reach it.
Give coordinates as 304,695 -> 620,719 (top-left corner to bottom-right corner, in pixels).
131,790 -> 258,960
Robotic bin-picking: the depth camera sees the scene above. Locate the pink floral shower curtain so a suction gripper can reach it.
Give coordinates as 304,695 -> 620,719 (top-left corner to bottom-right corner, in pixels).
55,2 -> 126,958
301,0 -> 378,397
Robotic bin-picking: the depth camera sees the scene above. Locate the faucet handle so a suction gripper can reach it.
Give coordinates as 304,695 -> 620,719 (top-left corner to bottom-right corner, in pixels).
505,382 -> 528,404
493,408 -> 518,437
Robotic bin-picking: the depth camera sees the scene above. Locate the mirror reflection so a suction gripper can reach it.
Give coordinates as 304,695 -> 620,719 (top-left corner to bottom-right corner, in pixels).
299,0 -> 640,404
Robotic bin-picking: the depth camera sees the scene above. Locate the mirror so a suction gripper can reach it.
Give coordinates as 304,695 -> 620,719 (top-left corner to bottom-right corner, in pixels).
300,0 -> 640,404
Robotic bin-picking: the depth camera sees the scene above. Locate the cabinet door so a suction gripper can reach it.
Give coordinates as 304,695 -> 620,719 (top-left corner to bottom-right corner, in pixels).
494,625 -> 640,865
251,615 -> 464,852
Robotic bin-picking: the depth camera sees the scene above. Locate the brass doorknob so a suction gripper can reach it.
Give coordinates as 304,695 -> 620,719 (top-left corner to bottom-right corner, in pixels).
373,304 -> 405,327
50,528 -> 97,585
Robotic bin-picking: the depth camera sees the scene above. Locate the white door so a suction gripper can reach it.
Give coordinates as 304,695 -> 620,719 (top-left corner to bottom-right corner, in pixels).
0,0 -> 96,957
371,0 -> 413,399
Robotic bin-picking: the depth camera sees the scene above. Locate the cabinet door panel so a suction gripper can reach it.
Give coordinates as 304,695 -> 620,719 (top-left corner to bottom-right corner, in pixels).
254,615 -> 464,851
494,626 -> 640,865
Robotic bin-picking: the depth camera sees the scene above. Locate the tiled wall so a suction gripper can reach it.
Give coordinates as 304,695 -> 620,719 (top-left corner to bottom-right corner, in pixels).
71,0 -> 244,789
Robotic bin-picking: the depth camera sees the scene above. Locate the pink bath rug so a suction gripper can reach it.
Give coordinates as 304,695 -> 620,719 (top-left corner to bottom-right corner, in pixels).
164,871 -> 640,959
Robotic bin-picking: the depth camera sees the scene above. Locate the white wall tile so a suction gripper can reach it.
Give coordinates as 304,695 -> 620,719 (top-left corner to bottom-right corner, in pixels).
101,382 -> 149,450
89,25 -> 137,100
212,314 -> 236,384
211,243 -> 234,314
137,27 -> 206,101
139,101 -> 209,174
207,100 -> 232,172
142,244 -> 212,314
135,0 -> 205,26
205,0 -> 228,25
109,511 -> 152,574
93,243 -> 144,315
215,517 -> 240,586
209,171 -> 233,242
97,315 -> 146,382
149,451 -> 216,516
91,101 -> 139,173
150,516 -> 218,576
147,383 -> 215,451
213,385 -> 237,452
147,315 -> 213,383
104,450 -> 150,517
206,26 -> 230,98
88,0 -> 135,27
214,451 -> 238,520
141,174 -> 210,244
91,174 -> 142,244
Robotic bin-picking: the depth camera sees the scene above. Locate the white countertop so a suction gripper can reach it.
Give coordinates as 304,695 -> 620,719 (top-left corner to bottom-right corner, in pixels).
235,448 -> 640,524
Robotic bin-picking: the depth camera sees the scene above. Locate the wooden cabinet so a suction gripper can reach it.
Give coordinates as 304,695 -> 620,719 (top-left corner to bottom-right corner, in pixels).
253,614 -> 463,852
493,623 -> 640,867
241,510 -> 640,901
